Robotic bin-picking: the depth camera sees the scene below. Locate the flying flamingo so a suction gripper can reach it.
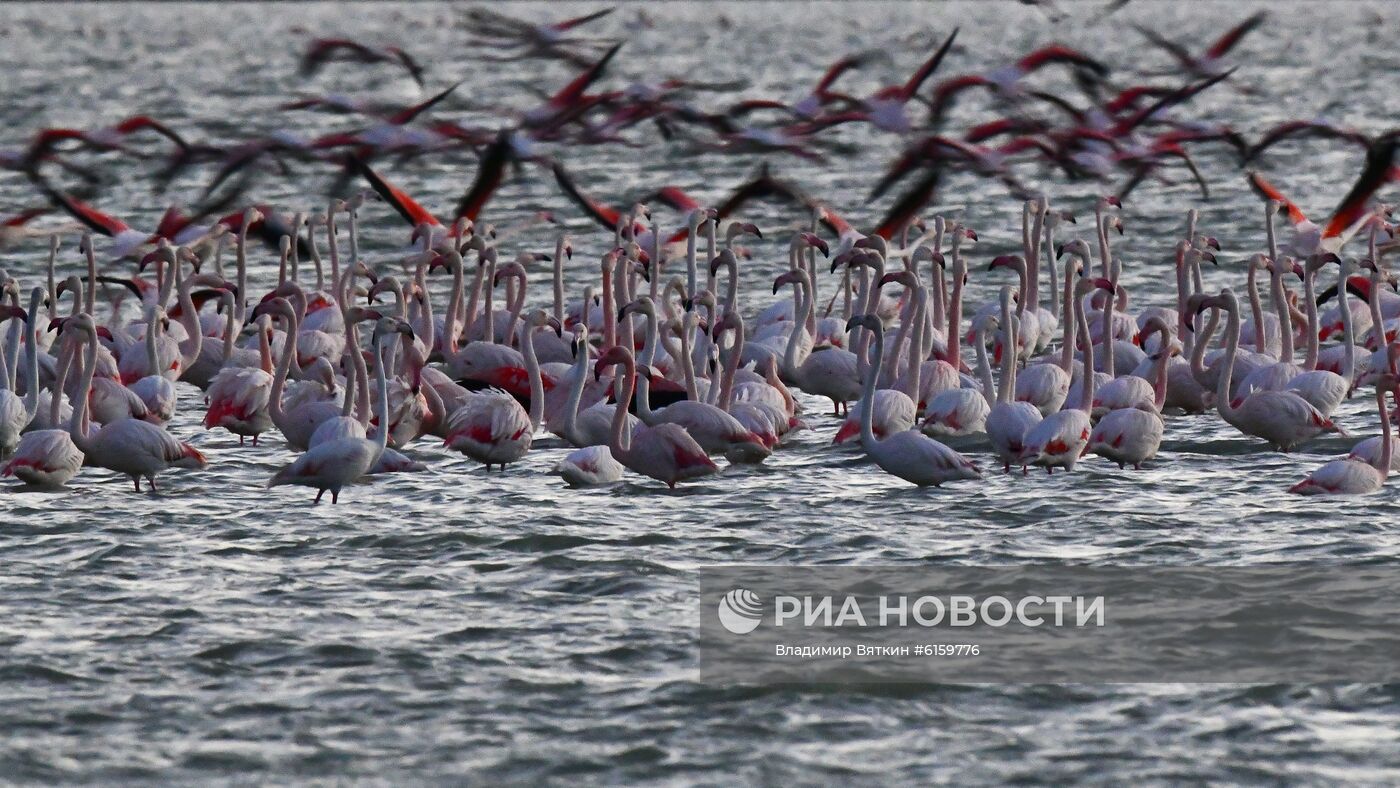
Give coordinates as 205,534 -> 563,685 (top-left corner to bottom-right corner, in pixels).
593,345 -> 718,489
65,314 -> 207,491
269,319 -> 413,503
845,314 -> 980,486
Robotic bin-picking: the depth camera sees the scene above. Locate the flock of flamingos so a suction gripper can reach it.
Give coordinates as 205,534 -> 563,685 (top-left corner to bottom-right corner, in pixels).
1,6 -> 1400,500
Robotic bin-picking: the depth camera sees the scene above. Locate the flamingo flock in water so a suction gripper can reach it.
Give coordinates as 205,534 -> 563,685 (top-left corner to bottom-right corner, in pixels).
2,5 -> 1400,500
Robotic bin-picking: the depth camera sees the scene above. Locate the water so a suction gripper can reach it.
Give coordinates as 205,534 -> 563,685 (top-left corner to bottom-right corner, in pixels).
3,1 -> 1400,782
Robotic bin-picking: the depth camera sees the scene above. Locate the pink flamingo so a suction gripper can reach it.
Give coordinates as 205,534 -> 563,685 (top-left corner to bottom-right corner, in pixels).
4,290 -> 83,486
66,314 -> 206,491
985,286 -> 1043,471
846,314 -> 980,486
1291,372 -> 1395,495
444,310 -> 559,469
269,319 -> 412,503
203,314 -> 276,444
594,345 -> 718,489
1194,288 -> 1337,451
1088,319 -> 1172,470
1020,274 -> 1098,473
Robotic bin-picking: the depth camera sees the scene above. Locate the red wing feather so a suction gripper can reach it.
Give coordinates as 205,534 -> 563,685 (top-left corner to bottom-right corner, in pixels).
351,158 -> 441,227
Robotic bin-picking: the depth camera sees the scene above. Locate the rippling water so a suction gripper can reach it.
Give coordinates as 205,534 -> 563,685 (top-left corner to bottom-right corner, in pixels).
4,1 -> 1400,782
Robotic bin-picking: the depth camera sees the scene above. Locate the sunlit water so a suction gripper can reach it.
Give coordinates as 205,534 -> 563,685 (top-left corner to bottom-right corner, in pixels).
3,1 -> 1400,782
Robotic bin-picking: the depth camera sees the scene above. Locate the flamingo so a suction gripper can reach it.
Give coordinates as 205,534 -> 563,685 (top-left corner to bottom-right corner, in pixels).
553,330 -> 624,487
66,314 -> 207,490
1282,255 -> 1351,416
833,271 -> 927,445
252,296 -> 347,451
923,312 -> 994,439
203,314 -> 276,444
845,314 -> 980,486
985,286 -> 1043,472
594,345 -> 718,489
269,319 -> 413,503
444,310 -> 559,469
0,293 -> 35,457
1088,320 -> 1171,470
126,305 -> 179,423
1194,288 -> 1337,451
1020,274 -> 1098,473
632,310 -> 770,464
1017,238 -> 1081,415
4,291 -> 83,486
772,266 -> 860,415
1290,373 -> 1394,495
1093,280 -> 1157,416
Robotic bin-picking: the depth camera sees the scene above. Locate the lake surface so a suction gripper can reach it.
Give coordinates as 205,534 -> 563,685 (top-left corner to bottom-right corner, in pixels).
2,1 -> 1400,782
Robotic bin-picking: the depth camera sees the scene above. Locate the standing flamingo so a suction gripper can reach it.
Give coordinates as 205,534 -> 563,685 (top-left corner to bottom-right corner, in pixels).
269,319 -> 413,503
594,345 -> 717,489
444,310 -> 559,468
4,291 -> 83,486
985,286 -> 1042,471
845,314 -> 980,486
1088,318 -> 1172,469
66,314 -> 207,491
1194,288 -> 1336,451
1020,275 -> 1098,473
552,330 -> 624,486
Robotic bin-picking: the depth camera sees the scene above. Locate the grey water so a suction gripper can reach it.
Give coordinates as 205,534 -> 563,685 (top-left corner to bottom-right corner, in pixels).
3,1 -> 1400,783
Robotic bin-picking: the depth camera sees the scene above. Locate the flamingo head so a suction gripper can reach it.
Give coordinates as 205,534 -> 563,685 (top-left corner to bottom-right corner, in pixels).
593,345 -> 632,380
845,313 -> 881,334
912,245 -> 945,268
796,232 -> 829,258
709,249 -> 737,277
772,269 -> 804,294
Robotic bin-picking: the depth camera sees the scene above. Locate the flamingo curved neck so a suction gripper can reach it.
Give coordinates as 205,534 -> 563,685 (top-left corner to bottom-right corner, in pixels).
610,358 -> 637,456
1075,286 -> 1096,412
859,323 -> 884,449
997,294 -> 1016,404
68,330 -> 98,453
269,308 -> 300,423
561,342 -> 589,447
782,272 -> 813,381
1269,266 -> 1294,362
